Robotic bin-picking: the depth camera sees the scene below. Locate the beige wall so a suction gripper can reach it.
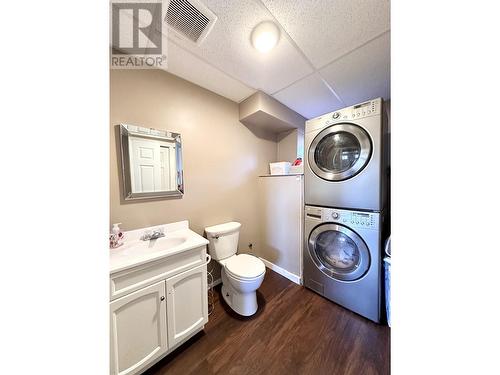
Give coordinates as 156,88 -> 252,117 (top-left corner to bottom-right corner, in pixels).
110,69 -> 277,279
276,129 -> 298,163
276,128 -> 304,163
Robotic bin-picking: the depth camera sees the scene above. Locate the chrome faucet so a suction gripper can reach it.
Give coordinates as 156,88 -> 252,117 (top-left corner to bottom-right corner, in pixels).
141,227 -> 165,241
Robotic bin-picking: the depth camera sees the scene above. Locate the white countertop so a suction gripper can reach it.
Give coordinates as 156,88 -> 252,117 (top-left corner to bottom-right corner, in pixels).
109,220 -> 209,275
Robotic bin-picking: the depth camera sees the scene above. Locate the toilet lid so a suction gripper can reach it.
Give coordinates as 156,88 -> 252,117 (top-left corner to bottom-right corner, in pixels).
225,254 -> 265,279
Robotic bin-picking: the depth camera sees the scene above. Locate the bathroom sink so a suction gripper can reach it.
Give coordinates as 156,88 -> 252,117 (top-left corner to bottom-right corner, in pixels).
110,220 -> 209,274
115,235 -> 188,256
153,236 -> 187,248
141,235 -> 187,252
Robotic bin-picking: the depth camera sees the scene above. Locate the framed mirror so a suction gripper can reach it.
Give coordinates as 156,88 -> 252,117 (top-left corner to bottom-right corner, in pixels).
119,124 -> 184,200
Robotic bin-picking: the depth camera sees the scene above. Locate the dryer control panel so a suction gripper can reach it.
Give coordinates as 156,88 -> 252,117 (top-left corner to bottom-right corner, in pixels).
330,98 -> 381,123
305,205 -> 379,230
305,97 -> 382,133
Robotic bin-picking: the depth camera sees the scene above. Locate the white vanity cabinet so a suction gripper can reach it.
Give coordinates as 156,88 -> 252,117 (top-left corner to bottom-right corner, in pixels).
109,244 -> 208,375
166,264 -> 208,347
110,280 -> 168,375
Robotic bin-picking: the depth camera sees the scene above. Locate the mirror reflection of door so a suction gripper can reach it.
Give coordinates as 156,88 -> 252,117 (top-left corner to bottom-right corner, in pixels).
129,136 -> 177,193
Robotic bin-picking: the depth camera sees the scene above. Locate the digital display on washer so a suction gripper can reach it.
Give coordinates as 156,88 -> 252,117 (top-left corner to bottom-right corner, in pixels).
353,213 -> 370,217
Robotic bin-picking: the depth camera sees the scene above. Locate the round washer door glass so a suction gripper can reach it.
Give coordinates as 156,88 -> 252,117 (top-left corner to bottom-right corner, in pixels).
308,123 -> 371,181
308,223 -> 370,281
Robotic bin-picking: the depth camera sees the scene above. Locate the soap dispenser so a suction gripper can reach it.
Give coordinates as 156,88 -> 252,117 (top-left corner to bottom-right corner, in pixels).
110,223 -> 124,249
112,223 -> 122,236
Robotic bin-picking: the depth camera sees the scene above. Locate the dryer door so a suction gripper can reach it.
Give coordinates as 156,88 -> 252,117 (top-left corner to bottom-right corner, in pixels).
308,123 -> 371,181
308,223 -> 370,281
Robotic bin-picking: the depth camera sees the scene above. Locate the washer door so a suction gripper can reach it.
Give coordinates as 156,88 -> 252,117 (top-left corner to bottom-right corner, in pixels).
308,223 -> 370,281
308,123 -> 371,181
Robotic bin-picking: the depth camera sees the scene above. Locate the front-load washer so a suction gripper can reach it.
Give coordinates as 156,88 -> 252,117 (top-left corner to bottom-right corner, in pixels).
303,205 -> 383,323
305,98 -> 387,211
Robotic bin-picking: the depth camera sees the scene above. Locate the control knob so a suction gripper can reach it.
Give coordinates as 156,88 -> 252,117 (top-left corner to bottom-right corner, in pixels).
331,212 -> 339,219
332,112 -> 340,119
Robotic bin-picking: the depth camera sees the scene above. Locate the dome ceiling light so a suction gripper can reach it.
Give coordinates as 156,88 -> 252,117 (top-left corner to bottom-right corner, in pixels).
251,21 -> 280,53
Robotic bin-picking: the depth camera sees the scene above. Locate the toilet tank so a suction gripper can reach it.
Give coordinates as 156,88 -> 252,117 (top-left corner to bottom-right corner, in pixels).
205,222 -> 241,260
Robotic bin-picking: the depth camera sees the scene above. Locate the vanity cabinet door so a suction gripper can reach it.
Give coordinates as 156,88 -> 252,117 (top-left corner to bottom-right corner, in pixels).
110,280 -> 168,375
166,264 -> 208,348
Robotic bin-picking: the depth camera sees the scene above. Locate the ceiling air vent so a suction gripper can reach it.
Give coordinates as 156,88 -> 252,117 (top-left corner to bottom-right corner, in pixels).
166,0 -> 217,45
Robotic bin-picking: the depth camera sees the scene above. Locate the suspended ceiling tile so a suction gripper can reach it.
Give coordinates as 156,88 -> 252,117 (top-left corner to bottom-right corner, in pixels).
319,32 -> 390,107
162,40 -> 256,102
168,0 -> 314,94
261,0 -> 390,68
272,73 -> 344,119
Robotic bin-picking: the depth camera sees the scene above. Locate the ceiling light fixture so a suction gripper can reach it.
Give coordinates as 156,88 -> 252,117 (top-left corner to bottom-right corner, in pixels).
251,21 -> 280,53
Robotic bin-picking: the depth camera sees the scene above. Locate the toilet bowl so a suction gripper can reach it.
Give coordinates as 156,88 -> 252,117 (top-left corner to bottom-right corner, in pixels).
205,222 -> 266,316
220,254 -> 265,316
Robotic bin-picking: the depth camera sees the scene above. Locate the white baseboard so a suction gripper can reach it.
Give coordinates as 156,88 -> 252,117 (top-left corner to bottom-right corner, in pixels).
259,257 -> 302,285
208,278 -> 221,289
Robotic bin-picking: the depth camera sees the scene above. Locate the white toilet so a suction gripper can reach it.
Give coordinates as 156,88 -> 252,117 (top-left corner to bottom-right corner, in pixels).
205,222 -> 266,316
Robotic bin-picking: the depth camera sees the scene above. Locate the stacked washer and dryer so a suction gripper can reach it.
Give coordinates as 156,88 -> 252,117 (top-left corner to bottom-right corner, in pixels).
303,98 -> 388,323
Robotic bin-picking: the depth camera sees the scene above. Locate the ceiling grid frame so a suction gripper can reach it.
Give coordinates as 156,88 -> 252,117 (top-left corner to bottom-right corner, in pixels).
168,37 -> 257,101
157,0 -> 390,118
253,0 -> 345,106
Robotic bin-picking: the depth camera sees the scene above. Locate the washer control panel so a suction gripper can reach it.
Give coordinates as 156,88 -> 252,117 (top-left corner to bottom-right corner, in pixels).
305,206 -> 379,230
344,212 -> 376,228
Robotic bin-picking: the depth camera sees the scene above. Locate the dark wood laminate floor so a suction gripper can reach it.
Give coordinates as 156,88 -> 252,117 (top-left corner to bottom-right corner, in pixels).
145,269 -> 390,375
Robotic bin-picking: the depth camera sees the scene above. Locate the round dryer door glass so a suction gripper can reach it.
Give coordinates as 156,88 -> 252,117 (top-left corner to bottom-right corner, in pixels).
308,123 -> 372,181
308,223 -> 370,281
314,132 -> 360,173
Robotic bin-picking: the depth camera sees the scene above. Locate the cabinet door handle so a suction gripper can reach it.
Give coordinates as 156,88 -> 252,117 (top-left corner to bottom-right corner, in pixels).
160,296 -> 165,301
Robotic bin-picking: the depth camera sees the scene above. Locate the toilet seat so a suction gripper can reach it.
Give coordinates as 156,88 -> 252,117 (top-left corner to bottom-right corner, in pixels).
226,269 -> 265,282
224,254 -> 265,280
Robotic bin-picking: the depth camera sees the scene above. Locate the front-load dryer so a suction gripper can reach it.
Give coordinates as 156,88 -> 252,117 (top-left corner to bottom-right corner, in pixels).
305,98 -> 387,211
303,205 -> 383,323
